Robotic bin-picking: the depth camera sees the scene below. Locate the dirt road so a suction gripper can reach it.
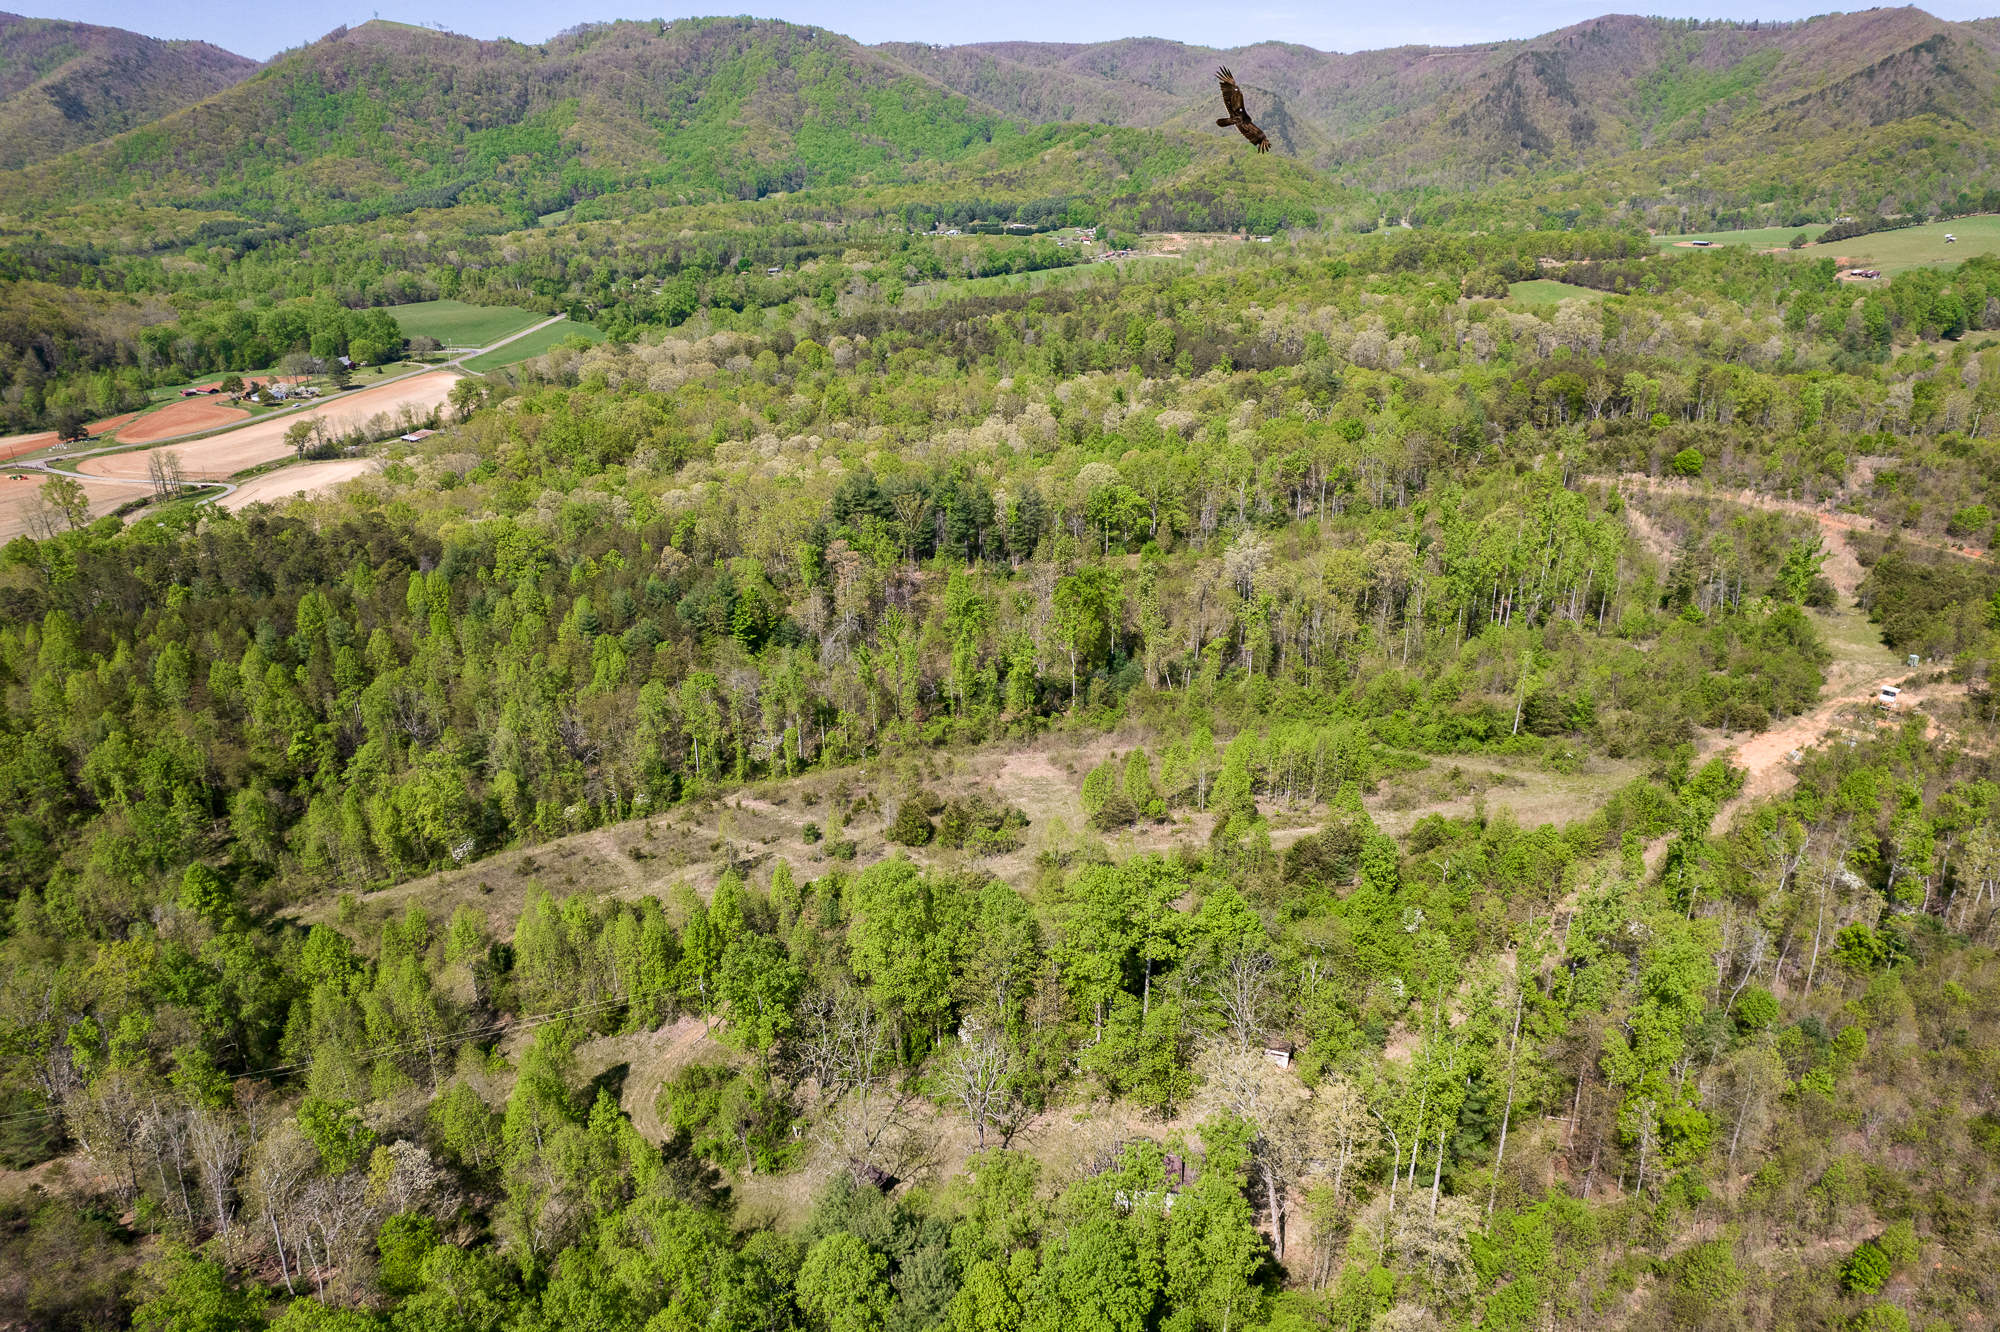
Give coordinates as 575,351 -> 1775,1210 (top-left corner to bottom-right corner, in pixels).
1622,473 -> 1989,567
1630,475 -> 1924,824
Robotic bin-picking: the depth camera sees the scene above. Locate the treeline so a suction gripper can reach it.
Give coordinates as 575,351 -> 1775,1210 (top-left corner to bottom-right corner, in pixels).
0,285 -> 405,432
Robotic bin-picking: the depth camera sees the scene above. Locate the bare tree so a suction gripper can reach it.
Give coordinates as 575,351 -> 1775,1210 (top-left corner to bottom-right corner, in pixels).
188,1105 -> 246,1235
139,1097 -> 199,1229
1209,950 -> 1276,1048
63,1071 -> 150,1204
941,1018 -> 1015,1150
244,1120 -> 318,1297
1195,1043 -> 1308,1257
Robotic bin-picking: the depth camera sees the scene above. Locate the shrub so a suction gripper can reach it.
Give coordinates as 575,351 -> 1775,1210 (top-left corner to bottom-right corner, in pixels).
1664,1238 -> 1742,1327
1734,985 -> 1781,1031
936,792 -> 1030,853
887,802 -> 934,846
1946,503 -> 1991,538
803,821 -> 823,844
1670,448 -> 1705,476
1877,1219 -> 1918,1268
1840,1240 -> 1891,1294
1088,791 -> 1140,831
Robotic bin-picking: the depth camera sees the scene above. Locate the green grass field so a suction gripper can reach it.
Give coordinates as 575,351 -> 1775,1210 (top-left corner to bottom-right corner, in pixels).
386,301 -> 545,348
1508,279 -> 1602,304
1819,214 -> 2000,274
1652,225 -> 1826,250
462,320 -> 604,372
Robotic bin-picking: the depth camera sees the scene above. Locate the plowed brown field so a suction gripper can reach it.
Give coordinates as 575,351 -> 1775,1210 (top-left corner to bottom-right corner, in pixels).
81,372 -> 457,481
117,399 -> 249,444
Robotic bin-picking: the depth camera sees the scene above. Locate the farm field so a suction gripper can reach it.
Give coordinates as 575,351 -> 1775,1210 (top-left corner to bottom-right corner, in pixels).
115,398 -> 250,444
1818,213 -> 2000,272
0,411 -> 140,460
1507,278 -> 1601,303
384,300 -> 546,348
78,372 -> 458,481
219,458 -> 376,511
0,471 -> 139,540
1654,224 -> 1827,249
461,319 -> 603,371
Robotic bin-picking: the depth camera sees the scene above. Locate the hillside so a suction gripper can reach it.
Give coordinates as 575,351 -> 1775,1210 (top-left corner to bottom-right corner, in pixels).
0,17 -> 1052,223
4,204 -> 2000,1332
7,10 -> 2000,240
885,10 -> 2000,211
1335,8 -> 2000,193
0,12 -> 255,171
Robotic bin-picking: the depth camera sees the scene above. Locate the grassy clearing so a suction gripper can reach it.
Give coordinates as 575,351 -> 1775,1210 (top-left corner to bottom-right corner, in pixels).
1819,214 -> 2000,273
462,319 -> 603,371
386,300 -> 545,348
1652,224 -> 1826,250
1508,279 -> 1601,304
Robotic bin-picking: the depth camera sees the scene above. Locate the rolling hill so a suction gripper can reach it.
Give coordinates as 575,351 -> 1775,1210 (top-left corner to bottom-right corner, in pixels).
0,12 -> 256,171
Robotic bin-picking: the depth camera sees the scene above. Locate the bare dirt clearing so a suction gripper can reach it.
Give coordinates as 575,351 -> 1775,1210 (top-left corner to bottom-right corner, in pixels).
81,372 -> 457,480
220,458 -> 377,510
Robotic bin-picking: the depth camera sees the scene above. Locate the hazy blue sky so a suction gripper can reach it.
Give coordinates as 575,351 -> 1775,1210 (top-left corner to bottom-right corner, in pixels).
20,0 -> 2000,62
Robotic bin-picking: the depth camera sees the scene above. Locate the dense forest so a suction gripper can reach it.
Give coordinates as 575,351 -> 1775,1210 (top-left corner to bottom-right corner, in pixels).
0,217 -> 1998,1332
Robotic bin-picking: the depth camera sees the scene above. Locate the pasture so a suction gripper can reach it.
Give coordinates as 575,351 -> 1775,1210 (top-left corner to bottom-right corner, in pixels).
1653,224 -> 1826,250
385,301 -> 546,348
1821,214 -> 2000,273
1508,279 -> 1601,304
462,320 -> 604,372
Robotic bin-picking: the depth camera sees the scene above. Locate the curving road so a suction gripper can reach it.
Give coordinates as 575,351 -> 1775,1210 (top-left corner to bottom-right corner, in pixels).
7,315 -> 567,520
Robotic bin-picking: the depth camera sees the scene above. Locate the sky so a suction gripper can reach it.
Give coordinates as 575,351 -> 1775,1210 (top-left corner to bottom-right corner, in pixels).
18,0 -> 2000,61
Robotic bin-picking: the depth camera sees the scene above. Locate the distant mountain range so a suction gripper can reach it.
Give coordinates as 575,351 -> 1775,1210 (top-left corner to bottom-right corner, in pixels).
1,8 -> 1997,233
0,12 -> 256,171
892,8 -> 2000,191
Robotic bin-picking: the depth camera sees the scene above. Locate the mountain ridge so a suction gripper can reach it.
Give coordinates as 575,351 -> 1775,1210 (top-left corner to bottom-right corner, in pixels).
0,12 -> 256,171
3,9 -> 2000,238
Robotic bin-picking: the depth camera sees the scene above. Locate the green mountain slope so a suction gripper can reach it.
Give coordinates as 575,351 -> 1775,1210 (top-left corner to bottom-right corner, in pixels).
1336,8 -> 2000,192
0,17 -> 1042,222
2,9 -> 1998,248
0,12 -> 256,171
887,9 -> 2000,207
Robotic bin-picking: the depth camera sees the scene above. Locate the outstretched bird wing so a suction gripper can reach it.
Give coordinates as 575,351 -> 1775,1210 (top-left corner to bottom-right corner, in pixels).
1214,67 -> 1270,152
1216,66 -> 1249,122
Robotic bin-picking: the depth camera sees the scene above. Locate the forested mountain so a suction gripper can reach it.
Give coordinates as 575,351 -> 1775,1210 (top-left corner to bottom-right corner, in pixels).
0,13 -> 255,171
8,9 -> 2000,246
0,17 -> 1095,223
887,9 -> 2000,213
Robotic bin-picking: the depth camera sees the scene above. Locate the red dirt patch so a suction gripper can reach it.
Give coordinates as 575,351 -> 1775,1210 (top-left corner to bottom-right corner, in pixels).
0,412 -> 141,461
0,432 -> 55,461
118,399 -> 251,444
